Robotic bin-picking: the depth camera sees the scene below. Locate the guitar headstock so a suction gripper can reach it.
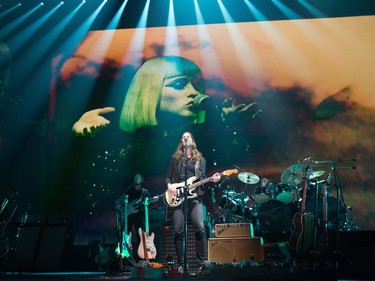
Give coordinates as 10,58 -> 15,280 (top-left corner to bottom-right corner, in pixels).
222,169 -> 238,177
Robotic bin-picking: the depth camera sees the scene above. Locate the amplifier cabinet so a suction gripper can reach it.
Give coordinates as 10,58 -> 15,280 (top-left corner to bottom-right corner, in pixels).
208,237 -> 264,263
214,223 -> 254,238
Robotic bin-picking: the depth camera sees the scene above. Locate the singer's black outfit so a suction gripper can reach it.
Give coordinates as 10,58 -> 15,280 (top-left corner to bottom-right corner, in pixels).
165,155 -> 207,269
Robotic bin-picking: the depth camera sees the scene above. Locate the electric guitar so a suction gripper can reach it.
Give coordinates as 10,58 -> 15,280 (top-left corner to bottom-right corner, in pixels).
115,194 -> 132,258
289,170 -> 314,260
125,198 -> 143,215
137,197 -> 157,260
165,169 -> 238,208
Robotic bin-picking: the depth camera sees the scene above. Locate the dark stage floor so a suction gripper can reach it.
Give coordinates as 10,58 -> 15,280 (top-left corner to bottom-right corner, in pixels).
1,261 -> 374,281
1,231 -> 374,280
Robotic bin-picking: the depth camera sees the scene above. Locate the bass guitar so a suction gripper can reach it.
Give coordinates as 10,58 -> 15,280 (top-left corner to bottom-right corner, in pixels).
137,197 -> 157,260
288,169 -> 314,261
165,169 -> 238,208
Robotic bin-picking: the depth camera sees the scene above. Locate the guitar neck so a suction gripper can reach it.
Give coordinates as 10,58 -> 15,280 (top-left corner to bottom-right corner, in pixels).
124,195 -> 129,233
301,181 -> 307,212
143,197 -> 150,261
189,171 -> 224,190
144,198 -> 149,233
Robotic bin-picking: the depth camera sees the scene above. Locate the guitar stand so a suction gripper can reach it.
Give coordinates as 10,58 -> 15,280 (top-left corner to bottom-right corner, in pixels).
0,216 -> 23,274
114,199 -> 137,275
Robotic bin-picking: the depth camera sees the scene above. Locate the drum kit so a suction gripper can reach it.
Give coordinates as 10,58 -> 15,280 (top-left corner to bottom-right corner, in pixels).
216,163 -> 349,234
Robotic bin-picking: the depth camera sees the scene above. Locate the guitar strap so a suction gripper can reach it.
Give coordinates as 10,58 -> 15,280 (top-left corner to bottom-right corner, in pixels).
194,160 -> 200,178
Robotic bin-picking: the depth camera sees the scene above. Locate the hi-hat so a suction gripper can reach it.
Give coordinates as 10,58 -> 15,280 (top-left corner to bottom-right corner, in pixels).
280,164 -> 305,185
238,172 -> 260,184
233,193 -> 250,203
223,190 -> 237,195
309,170 -> 325,179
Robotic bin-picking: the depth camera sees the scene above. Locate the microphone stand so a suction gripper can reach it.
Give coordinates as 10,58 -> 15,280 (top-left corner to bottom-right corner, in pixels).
330,160 -> 342,272
182,150 -> 188,273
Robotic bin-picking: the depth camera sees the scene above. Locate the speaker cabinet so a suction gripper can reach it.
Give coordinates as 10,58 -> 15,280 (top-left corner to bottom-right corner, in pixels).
262,242 -> 290,263
4,214 -> 73,272
34,225 -> 68,271
208,237 -> 264,263
160,223 -> 199,270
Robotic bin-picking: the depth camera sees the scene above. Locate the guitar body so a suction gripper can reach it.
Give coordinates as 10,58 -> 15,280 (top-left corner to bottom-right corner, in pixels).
137,228 -> 157,260
115,194 -> 133,258
165,169 -> 238,208
164,176 -> 197,207
289,212 -> 314,260
119,231 -> 132,258
137,197 -> 157,261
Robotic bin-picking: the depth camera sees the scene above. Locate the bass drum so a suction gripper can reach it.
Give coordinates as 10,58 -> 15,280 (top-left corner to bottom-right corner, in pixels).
257,200 -> 293,233
305,195 -> 346,229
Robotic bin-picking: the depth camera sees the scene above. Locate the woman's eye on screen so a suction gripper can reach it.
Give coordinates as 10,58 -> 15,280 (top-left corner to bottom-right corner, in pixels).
166,78 -> 188,90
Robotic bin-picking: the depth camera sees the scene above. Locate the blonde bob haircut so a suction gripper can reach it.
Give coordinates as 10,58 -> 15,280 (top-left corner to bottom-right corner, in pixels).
119,56 -> 202,132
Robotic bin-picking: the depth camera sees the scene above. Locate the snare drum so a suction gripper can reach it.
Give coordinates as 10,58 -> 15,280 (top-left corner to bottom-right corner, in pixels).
275,183 -> 294,204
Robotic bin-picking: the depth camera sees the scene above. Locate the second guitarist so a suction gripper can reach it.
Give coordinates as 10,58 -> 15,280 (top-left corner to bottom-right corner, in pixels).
123,173 -> 151,262
165,132 -> 221,274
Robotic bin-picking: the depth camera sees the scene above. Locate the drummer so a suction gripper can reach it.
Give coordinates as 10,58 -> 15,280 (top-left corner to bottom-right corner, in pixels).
254,177 -> 275,204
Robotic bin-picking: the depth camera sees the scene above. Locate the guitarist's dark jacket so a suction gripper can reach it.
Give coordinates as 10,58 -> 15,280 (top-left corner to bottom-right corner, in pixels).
165,156 -> 207,197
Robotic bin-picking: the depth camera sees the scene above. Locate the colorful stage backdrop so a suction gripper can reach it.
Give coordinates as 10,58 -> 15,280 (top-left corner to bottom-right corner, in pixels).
0,4 -> 374,243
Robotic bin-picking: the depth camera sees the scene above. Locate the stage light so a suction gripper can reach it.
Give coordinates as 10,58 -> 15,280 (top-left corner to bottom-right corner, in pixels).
40,2 -> 44,6
61,1 -> 64,4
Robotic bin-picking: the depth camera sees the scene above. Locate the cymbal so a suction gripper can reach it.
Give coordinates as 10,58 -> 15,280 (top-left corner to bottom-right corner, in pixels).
280,164 -> 305,185
309,170 -> 325,179
238,172 -> 260,184
223,190 -> 236,195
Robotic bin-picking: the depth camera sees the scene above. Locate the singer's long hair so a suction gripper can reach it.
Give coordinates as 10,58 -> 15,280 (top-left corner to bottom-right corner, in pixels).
173,132 -> 202,162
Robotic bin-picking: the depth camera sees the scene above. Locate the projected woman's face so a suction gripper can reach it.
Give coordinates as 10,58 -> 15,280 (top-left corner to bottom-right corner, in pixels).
160,63 -> 204,120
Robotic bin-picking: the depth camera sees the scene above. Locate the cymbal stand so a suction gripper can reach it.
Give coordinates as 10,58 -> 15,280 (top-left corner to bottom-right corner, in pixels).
240,184 -> 248,223
330,161 -> 346,271
292,177 -> 301,207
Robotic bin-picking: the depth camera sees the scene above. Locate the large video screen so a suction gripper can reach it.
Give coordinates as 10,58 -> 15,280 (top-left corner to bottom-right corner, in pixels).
48,15 -> 375,242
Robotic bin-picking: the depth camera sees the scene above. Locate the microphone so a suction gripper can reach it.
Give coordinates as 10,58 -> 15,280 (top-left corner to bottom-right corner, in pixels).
193,94 -> 210,109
